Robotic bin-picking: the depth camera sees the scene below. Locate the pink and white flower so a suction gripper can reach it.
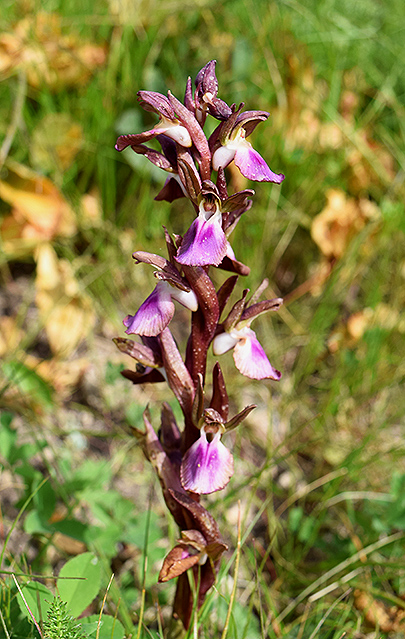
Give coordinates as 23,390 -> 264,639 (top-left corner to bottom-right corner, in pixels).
213,325 -> 281,381
211,110 -> 285,183
180,424 -> 234,494
124,280 -> 198,337
176,199 -> 227,267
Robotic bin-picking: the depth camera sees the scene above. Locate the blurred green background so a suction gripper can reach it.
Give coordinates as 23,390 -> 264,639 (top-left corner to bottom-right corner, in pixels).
1,0 -> 405,637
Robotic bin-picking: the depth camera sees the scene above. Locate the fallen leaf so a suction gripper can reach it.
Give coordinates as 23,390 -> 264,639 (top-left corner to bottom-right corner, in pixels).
53,533 -> 87,555
0,161 -> 76,256
0,13 -> 107,90
80,189 -> 103,228
35,243 -> 95,357
24,354 -> 89,398
347,309 -> 374,341
311,189 -> 379,260
0,316 -> 25,357
354,589 -> 405,633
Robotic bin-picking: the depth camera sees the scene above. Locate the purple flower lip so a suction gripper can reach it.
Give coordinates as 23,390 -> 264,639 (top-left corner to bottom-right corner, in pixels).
123,281 -> 175,337
212,114 -> 285,184
123,280 -> 198,337
180,424 -> 234,495
176,200 -> 227,267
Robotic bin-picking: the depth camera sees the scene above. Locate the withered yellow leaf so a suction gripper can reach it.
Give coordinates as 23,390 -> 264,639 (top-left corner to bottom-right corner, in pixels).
0,316 -> 25,358
311,189 -> 378,260
35,243 -> 95,357
0,13 -> 106,90
0,162 -> 76,256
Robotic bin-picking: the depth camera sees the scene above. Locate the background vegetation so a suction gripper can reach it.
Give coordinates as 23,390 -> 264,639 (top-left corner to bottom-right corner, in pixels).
1,0 -> 404,636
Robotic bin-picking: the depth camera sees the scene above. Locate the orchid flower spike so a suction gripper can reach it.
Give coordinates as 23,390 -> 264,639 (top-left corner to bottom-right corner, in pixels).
211,108 -> 285,183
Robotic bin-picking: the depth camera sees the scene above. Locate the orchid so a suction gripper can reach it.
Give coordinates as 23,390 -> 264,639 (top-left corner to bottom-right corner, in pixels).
211,107 -> 285,183
213,283 -> 283,379
123,250 -> 198,336
213,324 -> 281,380
113,61 -> 284,632
116,91 -> 192,152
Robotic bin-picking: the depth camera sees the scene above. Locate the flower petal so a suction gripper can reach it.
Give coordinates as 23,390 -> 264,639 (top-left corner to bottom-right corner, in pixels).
212,145 -> 236,171
123,282 -> 175,336
176,214 -> 227,267
233,328 -> 281,380
180,429 -> 234,494
234,146 -> 285,183
170,287 -> 198,312
212,331 -> 239,355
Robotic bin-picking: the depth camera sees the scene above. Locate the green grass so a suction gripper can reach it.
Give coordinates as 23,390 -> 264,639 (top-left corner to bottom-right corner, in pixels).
1,0 -> 405,636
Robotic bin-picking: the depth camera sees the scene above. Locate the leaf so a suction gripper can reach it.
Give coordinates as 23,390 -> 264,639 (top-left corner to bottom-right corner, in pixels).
0,162 -> 77,257
35,243 -> 95,357
80,614 -> 125,639
0,316 -> 25,357
0,412 -> 17,461
24,510 -> 52,535
16,581 -> 53,624
0,13 -> 106,90
311,189 -> 379,260
2,360 -> 54,410
57,552 -> 101,617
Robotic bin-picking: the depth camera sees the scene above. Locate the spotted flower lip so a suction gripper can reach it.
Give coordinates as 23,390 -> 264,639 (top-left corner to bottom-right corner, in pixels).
211,110 -> 285,184
180,424 -> 234,494
175,179 -> 254,268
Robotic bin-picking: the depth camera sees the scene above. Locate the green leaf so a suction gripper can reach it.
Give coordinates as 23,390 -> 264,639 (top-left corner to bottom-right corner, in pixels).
0,414 -> 17,462
54,519 -> 89,542
80,614 -> 126,638
0,411 -> 13,428
24,510 -> 52,535
33,477 -> 56,521
2,361 -> 54,409
288,506 -> 303,533
57,552 -> 101,617
105,361 -> 125,385
16,581 -> 53,625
